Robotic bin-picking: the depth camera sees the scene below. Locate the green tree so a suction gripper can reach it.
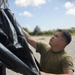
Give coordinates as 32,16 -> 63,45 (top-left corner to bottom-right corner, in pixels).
33,25 -> 41,35
23,28 -> 29,33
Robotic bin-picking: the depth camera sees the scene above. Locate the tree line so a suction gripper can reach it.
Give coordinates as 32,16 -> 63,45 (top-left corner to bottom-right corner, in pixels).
23,25 -> 75,36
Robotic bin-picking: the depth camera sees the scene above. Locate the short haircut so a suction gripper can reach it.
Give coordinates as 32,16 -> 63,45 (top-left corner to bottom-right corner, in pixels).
57,29 -> 72,45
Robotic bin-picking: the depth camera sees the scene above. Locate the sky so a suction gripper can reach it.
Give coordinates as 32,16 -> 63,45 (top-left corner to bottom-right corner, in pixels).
7,0 -> 75,31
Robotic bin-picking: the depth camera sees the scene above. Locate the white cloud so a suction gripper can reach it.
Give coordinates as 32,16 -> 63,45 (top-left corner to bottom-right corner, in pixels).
66,7 -> 75,15
19,11 -> 33,17
64,1 -> 75,15
14,0 -> 50,7
64,1 -> 74,9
